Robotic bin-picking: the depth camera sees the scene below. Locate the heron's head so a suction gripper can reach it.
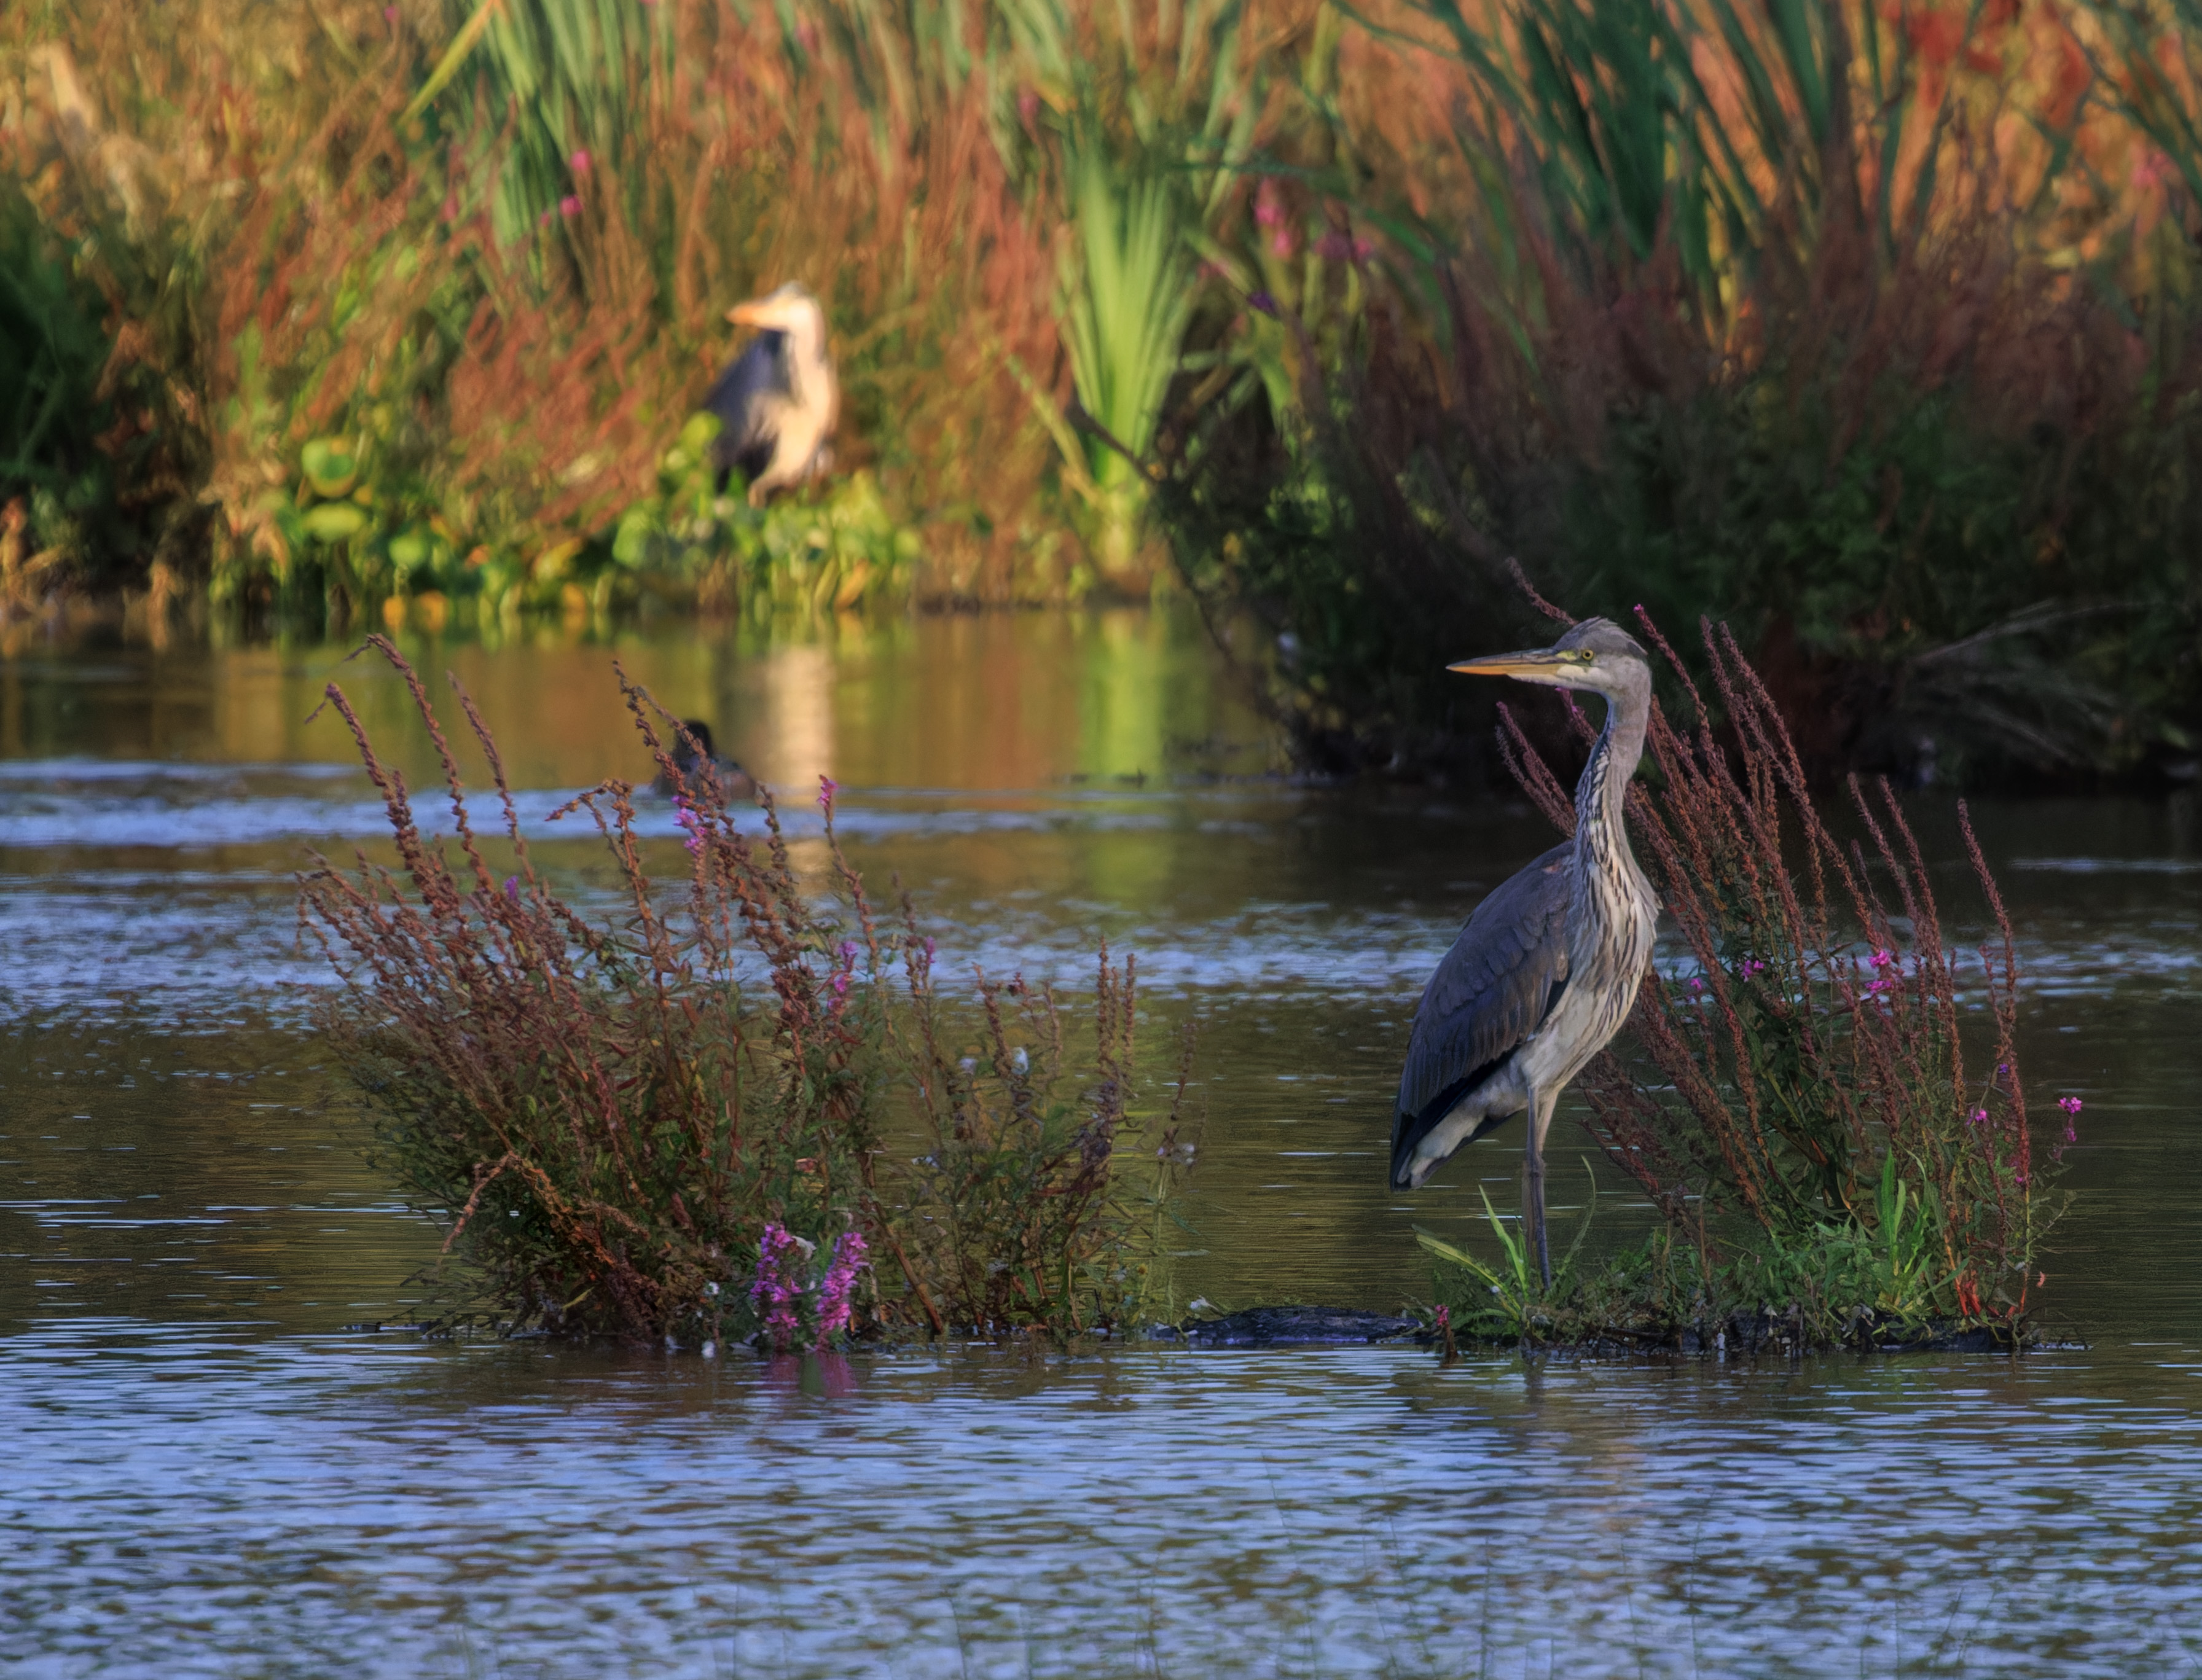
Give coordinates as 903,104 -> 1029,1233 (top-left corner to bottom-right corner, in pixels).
1448,616 -> 1648,697
727,282 -> 824,337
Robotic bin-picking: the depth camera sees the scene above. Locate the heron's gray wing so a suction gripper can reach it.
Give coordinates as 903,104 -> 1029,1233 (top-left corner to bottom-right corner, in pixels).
703,332 -> 786,472
1392,843 -> 1573,1156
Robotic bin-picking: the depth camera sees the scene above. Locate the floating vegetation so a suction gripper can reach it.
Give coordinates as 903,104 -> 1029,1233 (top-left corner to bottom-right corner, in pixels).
299,636 -> 1194,1346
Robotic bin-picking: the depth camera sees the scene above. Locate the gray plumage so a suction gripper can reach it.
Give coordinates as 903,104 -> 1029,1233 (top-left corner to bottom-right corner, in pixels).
703,335 -> 785,488
1389,616 -> 1661,1286
1392,842 -> 1572,1158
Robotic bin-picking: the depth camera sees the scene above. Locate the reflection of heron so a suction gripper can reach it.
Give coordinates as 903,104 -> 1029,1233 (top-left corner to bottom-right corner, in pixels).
1390,617 -> 1659,1288
654,719 -> 754,799
703,283 -> 838,507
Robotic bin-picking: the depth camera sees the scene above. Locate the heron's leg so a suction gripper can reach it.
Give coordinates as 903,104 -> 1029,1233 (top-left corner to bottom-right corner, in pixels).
1525,1086 -> 1559,1291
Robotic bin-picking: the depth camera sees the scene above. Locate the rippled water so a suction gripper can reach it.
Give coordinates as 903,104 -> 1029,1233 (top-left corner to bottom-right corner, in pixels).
4,610 -> 2200,1677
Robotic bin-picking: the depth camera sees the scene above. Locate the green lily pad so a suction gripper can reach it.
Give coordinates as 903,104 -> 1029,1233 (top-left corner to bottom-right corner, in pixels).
301,502 -> 370,544
300,437 -> 361,498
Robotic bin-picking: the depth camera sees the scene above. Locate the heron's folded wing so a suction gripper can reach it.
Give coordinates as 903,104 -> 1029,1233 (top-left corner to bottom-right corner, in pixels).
703,335 -> 784,463
1394,843 -> 1573,1133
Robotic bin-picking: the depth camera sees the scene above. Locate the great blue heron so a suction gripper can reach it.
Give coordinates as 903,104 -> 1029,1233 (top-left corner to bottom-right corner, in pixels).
703,283 -> 838,507
1390,617 -> 1659,1288
653,719 -> 754,799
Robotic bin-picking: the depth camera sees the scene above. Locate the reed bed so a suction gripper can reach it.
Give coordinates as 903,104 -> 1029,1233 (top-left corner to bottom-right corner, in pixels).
299,635 -> 1193,1343
1159,0 -> 2202,786
4,0 -> 2200,778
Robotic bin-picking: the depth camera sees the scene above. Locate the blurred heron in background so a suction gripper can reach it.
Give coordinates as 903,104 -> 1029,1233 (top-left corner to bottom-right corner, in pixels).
1390,617 -> 1659,1287
705,283 -> 838,507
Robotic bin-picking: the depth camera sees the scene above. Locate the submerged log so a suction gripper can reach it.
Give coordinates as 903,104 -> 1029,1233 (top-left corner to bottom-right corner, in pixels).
1161,1306 -> 1419,1347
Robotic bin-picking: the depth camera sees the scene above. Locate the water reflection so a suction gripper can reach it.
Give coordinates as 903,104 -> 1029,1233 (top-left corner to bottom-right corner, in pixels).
4,608 -> 2201,1676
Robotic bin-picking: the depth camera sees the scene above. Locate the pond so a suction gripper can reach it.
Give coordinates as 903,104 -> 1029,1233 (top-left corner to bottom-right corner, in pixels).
4,606 -> 2200,1677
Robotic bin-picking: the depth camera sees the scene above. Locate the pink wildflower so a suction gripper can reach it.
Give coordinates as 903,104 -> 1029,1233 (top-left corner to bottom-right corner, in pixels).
818,774 -> 838,817
569,149 -> 592,175
559,194 -> 582,217
672,794 -> 705,859
813,1231 -> 869,1348
1254,178 -> 1285,227
751,1224 -> 809,1352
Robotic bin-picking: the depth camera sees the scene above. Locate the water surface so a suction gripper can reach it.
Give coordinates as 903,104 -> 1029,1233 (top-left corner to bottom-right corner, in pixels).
3,610 -> 2199,1677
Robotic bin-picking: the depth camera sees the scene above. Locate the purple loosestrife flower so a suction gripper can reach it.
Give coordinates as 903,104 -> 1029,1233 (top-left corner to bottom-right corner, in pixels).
751,1224 -> 809,1353
559,194 -> 582,217
813,1232 -> 869,1349
672,795 -> 704,859
569,149 -> 592,174
1863,947 -> 1900,998
1247,290 -> 1278,317
503,875 -> 521,901
818,775 -> 838,818
2057,1095 -> 2083,1151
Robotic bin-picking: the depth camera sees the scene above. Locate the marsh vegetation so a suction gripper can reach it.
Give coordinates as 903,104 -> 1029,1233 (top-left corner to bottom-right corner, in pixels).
4,0 -> 2199,783
301,637 -> 1194,1344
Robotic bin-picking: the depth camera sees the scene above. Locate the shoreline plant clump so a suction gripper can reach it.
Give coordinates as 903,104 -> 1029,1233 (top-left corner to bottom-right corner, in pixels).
299,636 -> 1194,1347
1420,604 -> 2079,1353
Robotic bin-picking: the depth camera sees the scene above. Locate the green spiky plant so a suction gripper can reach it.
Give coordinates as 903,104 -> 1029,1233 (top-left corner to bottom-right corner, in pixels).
1058,139 -> 1198,585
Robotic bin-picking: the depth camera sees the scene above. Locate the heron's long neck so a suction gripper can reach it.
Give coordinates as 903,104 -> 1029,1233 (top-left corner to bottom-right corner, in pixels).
785,320 -> 828,403
1572,676 -> 1650,880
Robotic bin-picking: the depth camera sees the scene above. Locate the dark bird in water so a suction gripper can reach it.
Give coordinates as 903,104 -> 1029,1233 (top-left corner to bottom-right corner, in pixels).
703,283 -> 838,507
654,720 -> 754,800
1390,617 -> 1659,1287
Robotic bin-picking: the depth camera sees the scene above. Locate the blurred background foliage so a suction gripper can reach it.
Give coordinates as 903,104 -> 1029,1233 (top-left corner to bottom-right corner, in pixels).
1,0 -> 2200,783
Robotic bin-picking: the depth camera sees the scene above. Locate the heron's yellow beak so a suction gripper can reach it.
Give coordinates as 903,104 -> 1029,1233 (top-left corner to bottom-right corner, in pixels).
726,299 -> 767,326
1448,650 -> 1569,678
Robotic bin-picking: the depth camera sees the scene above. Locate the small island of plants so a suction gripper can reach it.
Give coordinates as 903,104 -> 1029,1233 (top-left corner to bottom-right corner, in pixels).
305,615 -> 2079,1357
